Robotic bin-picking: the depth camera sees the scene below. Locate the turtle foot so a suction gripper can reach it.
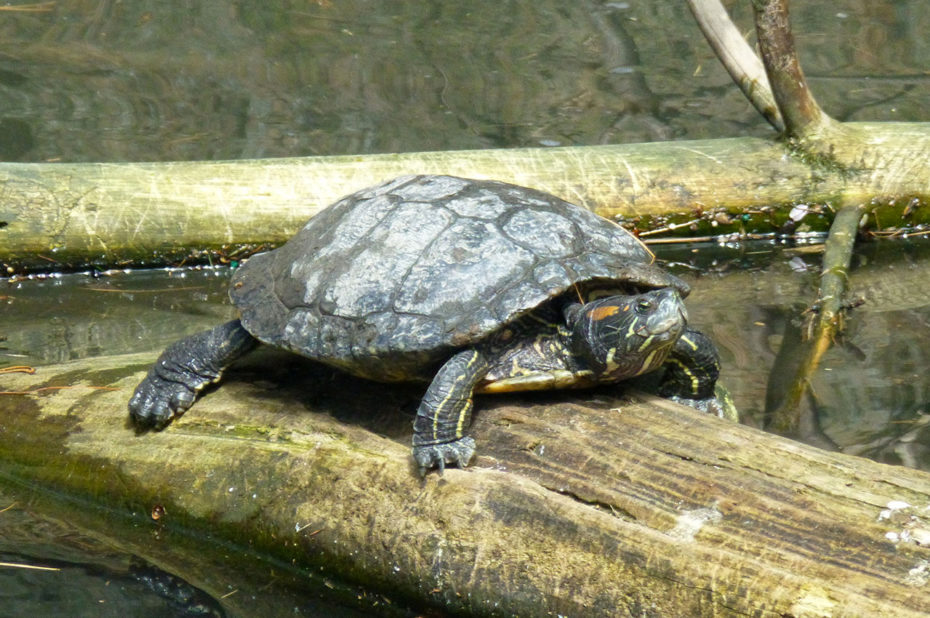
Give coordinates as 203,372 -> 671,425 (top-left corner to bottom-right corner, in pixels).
129,371 -> 202,430
668,390 -> 739,422
128,321 -> 256,430
413,437 -> 476,476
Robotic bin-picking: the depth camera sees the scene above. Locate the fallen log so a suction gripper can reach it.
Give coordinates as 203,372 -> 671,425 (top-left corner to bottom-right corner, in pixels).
4,124 -> 930,271
1,350 -> 928,616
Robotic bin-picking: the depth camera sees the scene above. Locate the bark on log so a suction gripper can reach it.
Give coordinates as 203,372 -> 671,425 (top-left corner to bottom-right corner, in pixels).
751,0 -> 831,140
4,124 -> 930,271
1,351 -> 928,616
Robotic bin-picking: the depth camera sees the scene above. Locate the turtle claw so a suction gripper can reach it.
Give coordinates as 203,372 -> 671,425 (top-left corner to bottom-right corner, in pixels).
668,393 -> 738,422
128,321 -> 256,430
129,373 -> 197,430
413,437 -> 476,476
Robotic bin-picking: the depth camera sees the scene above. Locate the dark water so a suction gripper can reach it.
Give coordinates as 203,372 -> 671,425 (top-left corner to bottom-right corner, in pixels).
2,0 -> 930,615
0,491 -> 227,618
1,1 -> 928,162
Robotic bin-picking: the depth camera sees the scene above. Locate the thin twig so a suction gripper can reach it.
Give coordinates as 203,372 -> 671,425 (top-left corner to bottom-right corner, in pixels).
1,385 -> 119,396
0,366 -> 36,375
0,2 -> 56,12
0,562 -> 61,571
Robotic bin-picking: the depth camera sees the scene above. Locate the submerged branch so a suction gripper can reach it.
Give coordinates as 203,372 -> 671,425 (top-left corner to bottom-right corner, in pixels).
766,204 -> 864,434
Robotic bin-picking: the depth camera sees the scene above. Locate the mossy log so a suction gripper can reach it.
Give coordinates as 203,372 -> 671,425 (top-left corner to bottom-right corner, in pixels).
4,123 -> 930,271
1,351 -> 928,616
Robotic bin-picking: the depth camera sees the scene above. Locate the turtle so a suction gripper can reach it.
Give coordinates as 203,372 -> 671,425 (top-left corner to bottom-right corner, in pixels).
129,174 -> 722,473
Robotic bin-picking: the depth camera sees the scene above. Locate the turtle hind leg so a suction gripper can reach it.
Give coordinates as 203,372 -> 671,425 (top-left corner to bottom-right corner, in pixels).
129,320 -> 257,430
412,348 -> 489,475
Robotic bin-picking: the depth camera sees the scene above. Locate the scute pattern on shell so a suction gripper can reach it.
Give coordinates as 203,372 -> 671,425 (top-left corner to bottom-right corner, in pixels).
230,175 -> 683,381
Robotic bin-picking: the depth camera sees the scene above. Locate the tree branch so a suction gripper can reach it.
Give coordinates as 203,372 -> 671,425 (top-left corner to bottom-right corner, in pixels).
686,0 -> 784,132
751,0 -> 832,138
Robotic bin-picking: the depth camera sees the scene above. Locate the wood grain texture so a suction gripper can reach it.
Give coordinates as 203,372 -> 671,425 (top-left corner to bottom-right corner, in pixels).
1,350 -> 928,615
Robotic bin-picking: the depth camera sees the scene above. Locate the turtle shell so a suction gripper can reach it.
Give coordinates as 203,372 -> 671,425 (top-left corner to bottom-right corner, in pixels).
229,175 -> 687,381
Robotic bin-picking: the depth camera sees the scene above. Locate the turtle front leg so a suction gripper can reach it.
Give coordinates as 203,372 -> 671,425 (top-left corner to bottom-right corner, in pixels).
413,348 -> 489,475
129,320 -> 257,429
658,327 -> 731,417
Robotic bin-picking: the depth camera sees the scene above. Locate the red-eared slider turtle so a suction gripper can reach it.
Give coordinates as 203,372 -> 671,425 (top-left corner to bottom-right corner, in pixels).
129,175 -> 722,473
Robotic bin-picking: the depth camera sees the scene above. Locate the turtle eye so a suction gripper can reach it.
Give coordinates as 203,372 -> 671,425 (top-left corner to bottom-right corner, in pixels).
635,298 -> 653,314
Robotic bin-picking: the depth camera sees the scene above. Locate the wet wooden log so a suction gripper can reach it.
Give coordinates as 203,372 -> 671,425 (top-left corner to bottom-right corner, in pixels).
1,351 -> 928,616
4,125 -> 930,271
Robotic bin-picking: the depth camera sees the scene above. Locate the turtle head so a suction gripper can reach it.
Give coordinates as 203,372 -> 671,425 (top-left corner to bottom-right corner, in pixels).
566,288 -> 687,380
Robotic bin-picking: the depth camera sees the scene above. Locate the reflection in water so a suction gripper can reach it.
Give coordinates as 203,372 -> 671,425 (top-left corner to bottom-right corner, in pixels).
669,238 -> 930,472
0,487 -> 395,617
0,1 -> 928,162
1,268 -> 235,365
